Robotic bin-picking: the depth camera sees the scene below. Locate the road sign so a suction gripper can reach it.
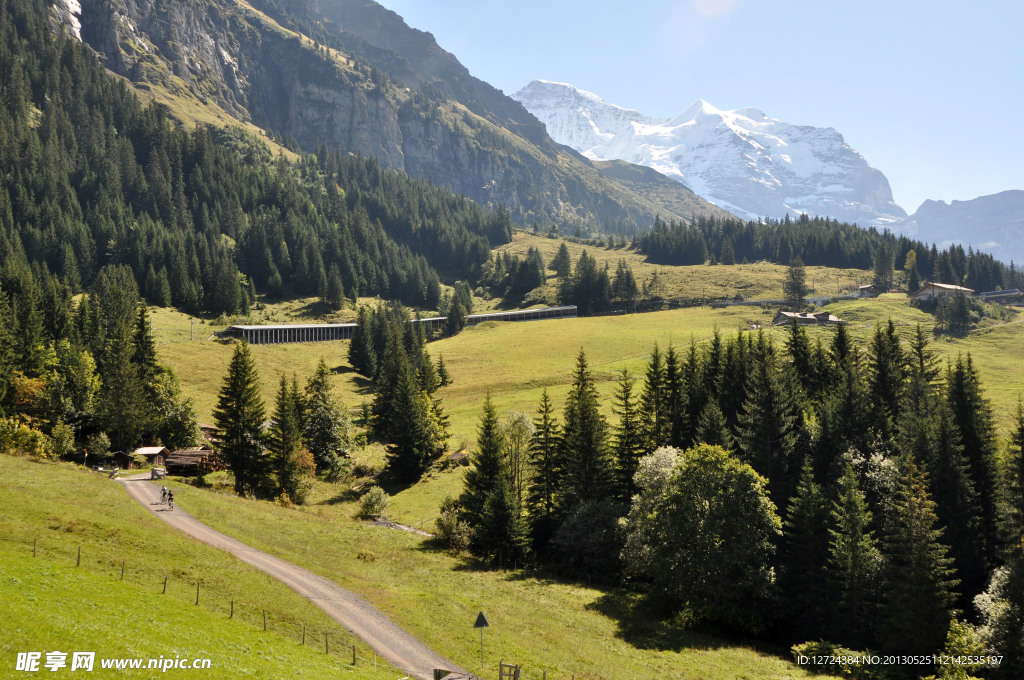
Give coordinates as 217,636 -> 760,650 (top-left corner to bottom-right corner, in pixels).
473,611 -> 489,628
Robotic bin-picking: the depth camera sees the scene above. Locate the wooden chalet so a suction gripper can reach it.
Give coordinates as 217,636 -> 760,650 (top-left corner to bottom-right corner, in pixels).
132,446 -> 170,466
911,282 -> 975,302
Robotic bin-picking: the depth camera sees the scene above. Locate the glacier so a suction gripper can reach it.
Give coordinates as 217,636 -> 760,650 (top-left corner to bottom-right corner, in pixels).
514,80 -> 907,226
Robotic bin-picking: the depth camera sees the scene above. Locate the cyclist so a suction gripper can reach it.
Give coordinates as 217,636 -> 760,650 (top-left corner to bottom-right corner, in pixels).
160,486 -> 168,505
167,489 -> 174,512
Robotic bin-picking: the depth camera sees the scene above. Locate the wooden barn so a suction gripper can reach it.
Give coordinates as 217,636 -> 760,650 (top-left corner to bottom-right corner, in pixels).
166,448 -> 220,476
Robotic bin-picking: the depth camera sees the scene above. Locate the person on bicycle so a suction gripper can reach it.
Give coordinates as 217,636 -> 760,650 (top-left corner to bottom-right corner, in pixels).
160,486 -> 168,504
167,489 -> 174,511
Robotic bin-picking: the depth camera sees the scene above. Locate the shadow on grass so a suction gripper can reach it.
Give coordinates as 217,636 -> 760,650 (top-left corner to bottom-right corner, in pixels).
584,590 -> 731,652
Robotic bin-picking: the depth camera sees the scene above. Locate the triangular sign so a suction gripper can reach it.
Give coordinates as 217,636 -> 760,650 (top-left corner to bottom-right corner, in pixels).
473,611 -> 489,628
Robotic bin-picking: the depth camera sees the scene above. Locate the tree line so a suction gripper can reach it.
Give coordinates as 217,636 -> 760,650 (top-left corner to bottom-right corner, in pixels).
636,214 -> 1020,294
445,325 -> 1024,674
0,261 -> 200,458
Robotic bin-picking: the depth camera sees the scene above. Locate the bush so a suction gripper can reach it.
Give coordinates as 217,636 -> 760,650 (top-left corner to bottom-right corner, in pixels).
0,418 -> 52,458
434,495 -> 472,553
791,641 -> 895,679
357,486 -> 389,520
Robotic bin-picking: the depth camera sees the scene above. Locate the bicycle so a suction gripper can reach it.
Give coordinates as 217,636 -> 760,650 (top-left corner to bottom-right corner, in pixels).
167,491 -> 174,512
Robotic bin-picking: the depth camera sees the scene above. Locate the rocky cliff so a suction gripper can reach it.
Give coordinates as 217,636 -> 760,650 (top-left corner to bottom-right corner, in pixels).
66,0 -> 729,232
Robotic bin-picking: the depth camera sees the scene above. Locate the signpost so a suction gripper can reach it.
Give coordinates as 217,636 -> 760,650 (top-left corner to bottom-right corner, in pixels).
474,611 -> 489,670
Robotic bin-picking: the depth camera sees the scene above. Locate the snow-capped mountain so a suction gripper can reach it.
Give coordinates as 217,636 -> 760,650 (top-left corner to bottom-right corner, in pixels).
514,80 -> 907,226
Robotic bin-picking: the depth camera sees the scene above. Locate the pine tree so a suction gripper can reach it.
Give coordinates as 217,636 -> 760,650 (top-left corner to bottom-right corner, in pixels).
324,263 -> 345,310
304,358 -> 350,476
436,354 -> 451,386
460,394 -> 507,528
866,320 -> 906,439
271,375 -> 313,502
695,400 -> 732,450
946,354 -> 999,570
348,306 -> 376,377
550,242 -> 571,279
385,363 -> 443,482
214,341 -> 270,497
527,390 -> 561,531
558,350 -> 613,510
638,344 -> 666,451
879,457 -> 959,656
736,338 -> 798,503
612,368 -> 644,500
476,477 -> 531,567
783,257 -> 808,310
781,458 -> 830,641
827,462 -> 881,648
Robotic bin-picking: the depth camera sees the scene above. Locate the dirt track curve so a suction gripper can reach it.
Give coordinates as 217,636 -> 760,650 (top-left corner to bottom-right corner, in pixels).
118,475 -> 467,680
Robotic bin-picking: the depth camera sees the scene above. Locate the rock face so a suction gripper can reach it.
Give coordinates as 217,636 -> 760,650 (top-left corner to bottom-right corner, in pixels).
67,0 -> 730,231
514,80 -> 907,226
902,191 -> 1024,266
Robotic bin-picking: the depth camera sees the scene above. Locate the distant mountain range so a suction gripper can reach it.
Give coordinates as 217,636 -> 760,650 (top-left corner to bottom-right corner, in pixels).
515,80 -> 1023,264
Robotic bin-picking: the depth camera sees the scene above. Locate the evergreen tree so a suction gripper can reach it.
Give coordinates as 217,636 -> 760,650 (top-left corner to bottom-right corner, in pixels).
324,263 -> 345,310
304,358 -> 350,477
385,362 -> 444,482
638,344 -> 666,451
214,341 -> 270,497
781,458 -> 830,641
460,394 -> 507,529
879,457 -> 959,656
946,354 -> 1000,568
736,337 -> 799,503
695,400 -> 733,450
550,242 -> 571,279
866,320 -> 906,439
783,257 -> 808,310
445,299 -> 467,337
476,477 -> 531,567
271,375 -> 313,502
612,368 -> 644,500
527,390 -> 561,533
558,350 -> 613,510
436,354 -> 451,386
1003,398 -> 1024,551
827,462 -> 882,648
348,306 -> 376,377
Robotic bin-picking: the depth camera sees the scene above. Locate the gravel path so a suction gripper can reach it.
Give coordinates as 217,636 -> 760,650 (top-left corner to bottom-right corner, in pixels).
118,474 -> 468,680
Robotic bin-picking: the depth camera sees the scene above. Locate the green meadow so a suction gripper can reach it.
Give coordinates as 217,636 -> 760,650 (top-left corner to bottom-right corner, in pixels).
0,456 -> 405,680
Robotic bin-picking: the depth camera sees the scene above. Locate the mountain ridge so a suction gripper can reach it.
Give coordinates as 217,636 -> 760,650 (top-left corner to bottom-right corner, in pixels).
514,79 -> 907,227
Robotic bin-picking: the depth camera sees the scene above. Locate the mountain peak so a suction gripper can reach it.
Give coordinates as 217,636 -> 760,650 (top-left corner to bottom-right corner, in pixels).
514,82 -> 907,225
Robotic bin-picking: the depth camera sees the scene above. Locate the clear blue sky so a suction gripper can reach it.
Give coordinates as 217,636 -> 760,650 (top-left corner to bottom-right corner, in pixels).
372,0 -> 1023,214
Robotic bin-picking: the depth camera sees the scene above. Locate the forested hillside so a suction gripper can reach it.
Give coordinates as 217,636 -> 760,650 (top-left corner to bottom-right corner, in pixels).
0,0 -> 513,316
637,214 -> 1020,293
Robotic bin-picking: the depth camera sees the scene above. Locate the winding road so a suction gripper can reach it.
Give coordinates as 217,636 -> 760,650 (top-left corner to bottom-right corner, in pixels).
118,474 -> 468,680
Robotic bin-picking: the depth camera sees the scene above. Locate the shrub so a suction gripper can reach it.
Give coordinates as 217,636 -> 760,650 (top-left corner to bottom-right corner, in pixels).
434,495 -> 472,553
0,418 -> 52,458
358,486 -> 389,520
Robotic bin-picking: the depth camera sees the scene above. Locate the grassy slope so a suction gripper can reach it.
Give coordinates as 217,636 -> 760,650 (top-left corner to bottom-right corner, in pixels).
0,456 -> 398,680
167,477 -> 824,680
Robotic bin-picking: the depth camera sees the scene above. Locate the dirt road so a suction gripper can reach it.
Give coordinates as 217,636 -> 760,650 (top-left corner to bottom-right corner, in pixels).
119,475 -> 467,680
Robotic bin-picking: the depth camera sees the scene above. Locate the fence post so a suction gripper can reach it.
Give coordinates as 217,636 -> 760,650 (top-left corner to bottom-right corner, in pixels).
301,625 -> 305,645
163,576 -> 167,594
352,644 -> 356,665
195,582 -> 199,606
263,610 -> 267,631
76,545 -> 81,567
121,560 -> 125,580
324,632 -> 328,655
230,601 -> 233,618
33,538 -> 37,557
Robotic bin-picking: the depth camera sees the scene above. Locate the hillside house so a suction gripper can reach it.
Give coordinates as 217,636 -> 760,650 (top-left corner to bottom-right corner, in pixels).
772,311 -> 846,326
133,446 -> 170,466
858,284 -> 882,298
911,282 -> 975,302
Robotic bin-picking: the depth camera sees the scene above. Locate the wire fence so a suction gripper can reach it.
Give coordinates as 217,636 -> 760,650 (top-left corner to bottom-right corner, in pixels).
3,532 -> 416,679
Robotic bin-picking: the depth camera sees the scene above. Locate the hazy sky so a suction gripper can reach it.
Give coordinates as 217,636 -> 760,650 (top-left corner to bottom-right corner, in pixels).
372,0 -> 1023,213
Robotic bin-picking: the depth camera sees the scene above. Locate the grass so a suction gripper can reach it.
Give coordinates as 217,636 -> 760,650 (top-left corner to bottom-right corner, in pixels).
496,230 -> 872,302
0,455 -> 405,680
167,475 -> 826,680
